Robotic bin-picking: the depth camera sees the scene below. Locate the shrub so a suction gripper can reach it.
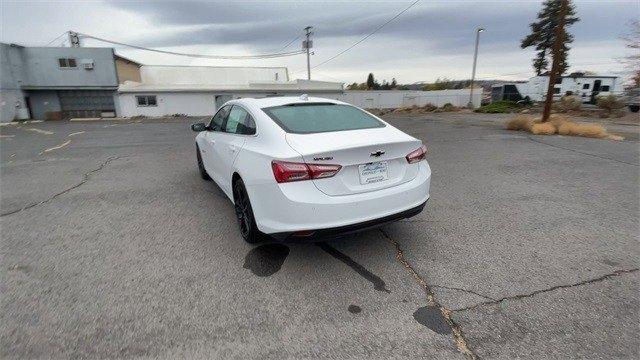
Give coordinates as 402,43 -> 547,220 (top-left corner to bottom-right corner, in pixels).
554,95 -> 582,112
434,103 -> 459,112
392,103 -> 437,114
506,114 -> 535,131
422,103 -> 438,112
596,95 -> 625,116
530,122 -> 556,135
557,121 -> 607,139
476,100 -> 522,113
506,114 -> 621,140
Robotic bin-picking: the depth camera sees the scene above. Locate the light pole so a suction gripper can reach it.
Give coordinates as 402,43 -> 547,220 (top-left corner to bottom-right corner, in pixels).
303,26 -> 313,80
468,27 -> 484,108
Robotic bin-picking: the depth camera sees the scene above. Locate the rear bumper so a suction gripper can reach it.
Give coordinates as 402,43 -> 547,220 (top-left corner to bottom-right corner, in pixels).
246,161 -> 431,235
270,199 -> 427,242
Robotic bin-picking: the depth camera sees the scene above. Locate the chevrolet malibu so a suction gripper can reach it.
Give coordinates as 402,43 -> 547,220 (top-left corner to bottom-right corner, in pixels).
191,96 -> 431,243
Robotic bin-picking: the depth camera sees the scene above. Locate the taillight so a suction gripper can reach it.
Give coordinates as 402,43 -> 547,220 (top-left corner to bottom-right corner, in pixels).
406,145 -> 427,163
307,164 -> 342,179
271,160 -> 341,183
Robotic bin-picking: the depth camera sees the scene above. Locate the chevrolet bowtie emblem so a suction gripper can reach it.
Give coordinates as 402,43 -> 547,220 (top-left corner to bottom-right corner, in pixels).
370,150 -> 385,157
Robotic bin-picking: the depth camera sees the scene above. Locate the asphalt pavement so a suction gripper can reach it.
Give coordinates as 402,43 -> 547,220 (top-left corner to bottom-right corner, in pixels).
1,113 -> 638,359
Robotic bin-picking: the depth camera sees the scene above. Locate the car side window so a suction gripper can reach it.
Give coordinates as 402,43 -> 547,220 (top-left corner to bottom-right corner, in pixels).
224,105 -> 256,135
209,105 -> 231,131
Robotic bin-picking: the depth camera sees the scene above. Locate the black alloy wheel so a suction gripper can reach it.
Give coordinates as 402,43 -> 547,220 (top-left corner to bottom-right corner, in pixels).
233,179 -> 261,243
196,145 -> 211,180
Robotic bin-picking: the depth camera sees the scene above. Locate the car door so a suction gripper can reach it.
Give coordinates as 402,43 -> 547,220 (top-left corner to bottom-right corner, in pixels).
200,105 -> 231,185
214,105 -> 257,195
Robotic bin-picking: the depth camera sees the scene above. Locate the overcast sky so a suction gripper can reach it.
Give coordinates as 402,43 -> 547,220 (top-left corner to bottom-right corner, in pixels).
1,0 -> 637,84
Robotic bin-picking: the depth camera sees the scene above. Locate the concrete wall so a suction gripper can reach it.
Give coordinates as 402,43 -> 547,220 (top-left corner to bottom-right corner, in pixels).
116,90 -> 343,117
117,92 -> 216,117
6,45 -> 118,89
115,58 -> 141,84
0,44 -> 118,89
0,90 -> 25,122
337,89 -> 482,109
1,44 -> 27,122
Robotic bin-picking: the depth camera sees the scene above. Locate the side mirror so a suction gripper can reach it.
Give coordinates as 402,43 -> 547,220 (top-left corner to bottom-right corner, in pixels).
191,123 -> 207,132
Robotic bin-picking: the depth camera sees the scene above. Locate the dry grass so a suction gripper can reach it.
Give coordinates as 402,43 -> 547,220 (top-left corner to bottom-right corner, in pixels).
505,115 -> 534,132
505,114 -> 623,140
556,121 -> 607,138
530,122 -> 556,135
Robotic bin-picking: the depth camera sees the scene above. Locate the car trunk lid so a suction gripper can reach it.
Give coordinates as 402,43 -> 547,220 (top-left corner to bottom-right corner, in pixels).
285,127 -> 421,196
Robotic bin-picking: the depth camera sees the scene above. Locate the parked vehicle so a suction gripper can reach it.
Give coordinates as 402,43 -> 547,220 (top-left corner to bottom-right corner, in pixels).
625,87 -> 639,113
191,96 -> 431,243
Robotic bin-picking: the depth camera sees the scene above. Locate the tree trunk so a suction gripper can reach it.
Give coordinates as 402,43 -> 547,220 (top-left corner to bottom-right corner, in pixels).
541,0 -> 569,122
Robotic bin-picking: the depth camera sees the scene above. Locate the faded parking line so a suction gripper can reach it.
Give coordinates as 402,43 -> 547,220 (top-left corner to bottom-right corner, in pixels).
41,140 -> 71,154
68,131 -> 85,137
26,128 -> 54,135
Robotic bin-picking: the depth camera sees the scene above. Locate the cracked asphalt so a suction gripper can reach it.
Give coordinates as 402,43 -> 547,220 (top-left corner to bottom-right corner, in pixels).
1,113 -> 638,359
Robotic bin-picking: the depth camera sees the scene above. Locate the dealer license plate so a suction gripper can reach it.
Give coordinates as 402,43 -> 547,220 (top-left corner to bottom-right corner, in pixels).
358,161 -> 389,184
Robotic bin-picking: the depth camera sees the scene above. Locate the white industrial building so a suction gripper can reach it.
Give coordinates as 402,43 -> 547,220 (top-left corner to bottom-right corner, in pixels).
491,73 -> 622,104
116,65 -> 344,117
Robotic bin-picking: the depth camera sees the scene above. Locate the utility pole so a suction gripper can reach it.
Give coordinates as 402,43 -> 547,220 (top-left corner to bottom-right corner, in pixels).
468,27 -> 484,108
541,0 -> 569,122
68,31 -> 81,47
303,26 -> 313,80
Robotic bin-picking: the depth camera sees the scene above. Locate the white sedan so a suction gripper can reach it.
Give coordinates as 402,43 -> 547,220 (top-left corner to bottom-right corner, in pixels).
191,96 -> 431,243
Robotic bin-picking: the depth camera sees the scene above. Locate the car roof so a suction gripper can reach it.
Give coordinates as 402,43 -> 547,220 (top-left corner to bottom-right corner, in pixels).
232,96 -> 346,109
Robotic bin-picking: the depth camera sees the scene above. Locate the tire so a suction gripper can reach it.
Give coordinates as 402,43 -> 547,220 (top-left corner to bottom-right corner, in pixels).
233,178 -> 262,244
196,145 -> 211,180
629,105 -> 640,113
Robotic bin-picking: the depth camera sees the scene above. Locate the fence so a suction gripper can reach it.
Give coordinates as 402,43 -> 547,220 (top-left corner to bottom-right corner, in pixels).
338,89 -> 482,109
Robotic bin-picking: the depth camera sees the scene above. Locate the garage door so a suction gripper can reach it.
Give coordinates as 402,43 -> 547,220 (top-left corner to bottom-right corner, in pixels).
57,90 -> 115,119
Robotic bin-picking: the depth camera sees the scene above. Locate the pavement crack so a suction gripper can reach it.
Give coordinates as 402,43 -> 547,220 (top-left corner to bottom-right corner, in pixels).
380,229 -> 477,359
527,136 -> 638,167
431,285 -> 496,302
452,268 -> 639,312
0,156 -> 121,217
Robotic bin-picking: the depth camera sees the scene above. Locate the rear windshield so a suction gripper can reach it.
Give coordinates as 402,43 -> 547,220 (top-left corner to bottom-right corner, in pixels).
262,103 -> 385,134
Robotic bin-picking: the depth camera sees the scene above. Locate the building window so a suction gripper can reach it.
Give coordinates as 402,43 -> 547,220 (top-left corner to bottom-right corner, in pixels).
553,87 -> 561,94
555,77 -> 563,84
136,95 -> 157,107
583,83 -> 590,90
600,85 -> 610,92
58,58 -> 77,68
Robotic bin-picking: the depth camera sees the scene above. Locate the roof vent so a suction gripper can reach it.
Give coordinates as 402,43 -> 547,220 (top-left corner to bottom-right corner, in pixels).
300,94 -> 309,101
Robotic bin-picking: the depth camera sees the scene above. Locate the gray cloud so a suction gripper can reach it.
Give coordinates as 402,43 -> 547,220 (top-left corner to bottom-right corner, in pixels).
1,0 -> 634,82
105,0 -> 632,55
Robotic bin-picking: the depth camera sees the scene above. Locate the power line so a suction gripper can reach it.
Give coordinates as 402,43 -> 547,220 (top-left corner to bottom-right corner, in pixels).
311,0 -> 421,70
45,31 -> 69,46
75,31 -> 305,59
278,34 -> 301,52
